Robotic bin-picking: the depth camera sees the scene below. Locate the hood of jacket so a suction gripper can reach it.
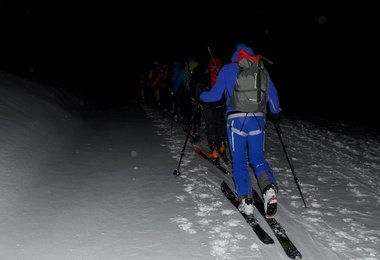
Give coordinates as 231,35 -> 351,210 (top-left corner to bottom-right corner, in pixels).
231,46 -> 254,63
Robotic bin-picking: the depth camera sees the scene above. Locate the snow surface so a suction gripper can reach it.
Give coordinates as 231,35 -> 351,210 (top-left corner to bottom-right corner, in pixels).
0,71 -> 379,260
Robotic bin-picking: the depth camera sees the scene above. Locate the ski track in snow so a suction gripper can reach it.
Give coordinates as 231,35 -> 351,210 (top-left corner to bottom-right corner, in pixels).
143,105 -> 380,260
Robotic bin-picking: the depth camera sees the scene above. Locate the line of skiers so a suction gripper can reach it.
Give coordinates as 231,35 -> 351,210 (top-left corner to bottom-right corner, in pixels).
140,43 -> 281,218
141,55 -> 228,162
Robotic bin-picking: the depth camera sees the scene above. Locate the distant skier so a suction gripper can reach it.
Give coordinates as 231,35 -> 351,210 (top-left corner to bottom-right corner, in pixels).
200,57 -> 228,163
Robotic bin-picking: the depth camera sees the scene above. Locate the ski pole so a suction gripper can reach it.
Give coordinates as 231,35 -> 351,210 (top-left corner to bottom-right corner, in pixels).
207,46 -> 220,74
273,121 -> 308,208
173,98 -> 200,176
259,55 -> 274,65
170,112 -> 174,138
206,46 -> 232,161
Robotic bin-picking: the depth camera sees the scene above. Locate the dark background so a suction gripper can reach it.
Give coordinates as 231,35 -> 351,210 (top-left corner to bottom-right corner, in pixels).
0,1 -> 379,129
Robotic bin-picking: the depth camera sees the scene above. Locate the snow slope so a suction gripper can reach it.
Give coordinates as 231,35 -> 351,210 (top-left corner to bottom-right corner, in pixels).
0,72 -> 379,259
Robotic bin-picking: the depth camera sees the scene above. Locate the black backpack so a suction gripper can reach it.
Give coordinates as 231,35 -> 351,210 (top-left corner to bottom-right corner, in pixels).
229,53 -> 271,113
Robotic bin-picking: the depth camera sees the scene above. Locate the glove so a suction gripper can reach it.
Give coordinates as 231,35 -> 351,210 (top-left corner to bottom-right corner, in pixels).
267,112 -> 281,124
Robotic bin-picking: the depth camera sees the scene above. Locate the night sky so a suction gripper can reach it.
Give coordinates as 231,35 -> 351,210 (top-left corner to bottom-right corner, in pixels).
0,1 -> 379,128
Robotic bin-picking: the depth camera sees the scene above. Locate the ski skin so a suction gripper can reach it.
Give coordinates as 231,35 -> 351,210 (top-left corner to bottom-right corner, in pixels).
252,189 -> 302,259
194,147 -> 231,175
221,181 -> 274,245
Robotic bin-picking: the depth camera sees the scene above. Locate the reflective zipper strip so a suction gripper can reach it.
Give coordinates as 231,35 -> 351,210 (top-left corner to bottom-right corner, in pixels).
263,131 -> 265,151
231,120 -> 235,152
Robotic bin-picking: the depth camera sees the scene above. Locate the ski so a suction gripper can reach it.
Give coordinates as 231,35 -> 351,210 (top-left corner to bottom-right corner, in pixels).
221,181 -> 274,244
252,189 -> 302,259
194,147 -> 231,175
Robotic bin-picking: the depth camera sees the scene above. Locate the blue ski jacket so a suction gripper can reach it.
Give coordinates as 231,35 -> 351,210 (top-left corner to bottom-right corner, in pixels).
199,47 -> 281,115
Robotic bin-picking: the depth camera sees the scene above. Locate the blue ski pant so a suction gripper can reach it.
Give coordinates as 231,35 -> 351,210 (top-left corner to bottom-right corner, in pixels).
227,113 -> 277,197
